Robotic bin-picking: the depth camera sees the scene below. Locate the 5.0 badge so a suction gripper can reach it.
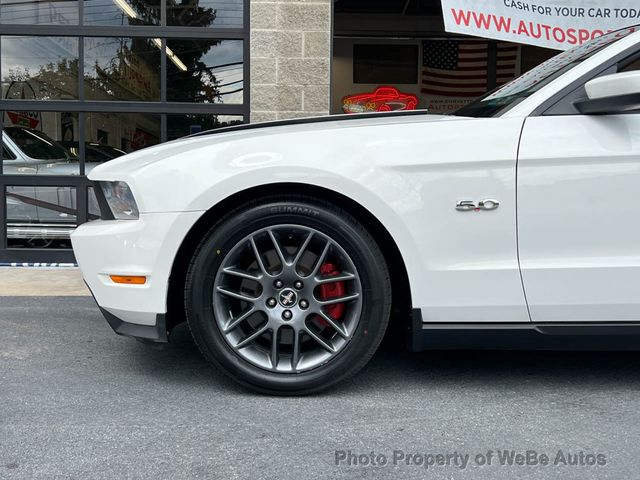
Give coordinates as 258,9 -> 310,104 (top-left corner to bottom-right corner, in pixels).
456,199 -> 500,212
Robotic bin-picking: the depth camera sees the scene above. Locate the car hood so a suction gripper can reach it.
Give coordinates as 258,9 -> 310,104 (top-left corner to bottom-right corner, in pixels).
88,111 -> 464,180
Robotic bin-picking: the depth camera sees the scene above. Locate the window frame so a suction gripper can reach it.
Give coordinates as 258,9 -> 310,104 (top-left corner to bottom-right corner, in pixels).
0,0 -> 250,262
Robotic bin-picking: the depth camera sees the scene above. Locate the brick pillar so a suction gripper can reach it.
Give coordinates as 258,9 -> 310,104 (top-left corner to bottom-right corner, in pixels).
250,0 -> 331,122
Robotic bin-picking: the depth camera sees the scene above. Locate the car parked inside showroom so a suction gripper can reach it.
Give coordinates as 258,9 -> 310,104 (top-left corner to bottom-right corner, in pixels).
73,26 -> 640,394
2,127 -> 114,246
60,141 -> 126,164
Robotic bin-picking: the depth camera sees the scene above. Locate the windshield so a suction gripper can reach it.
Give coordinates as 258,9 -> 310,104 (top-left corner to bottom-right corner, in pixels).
91,144 -> 126,159
453,27 -> 638,118
4,127 -> 70,160
61,142 -> 126,162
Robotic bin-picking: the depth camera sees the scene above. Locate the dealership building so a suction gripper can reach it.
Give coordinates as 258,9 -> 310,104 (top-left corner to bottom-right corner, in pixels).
0,0 -> 562,263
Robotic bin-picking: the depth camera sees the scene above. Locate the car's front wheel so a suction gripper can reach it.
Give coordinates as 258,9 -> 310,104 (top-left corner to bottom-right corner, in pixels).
185,196 -> 391,394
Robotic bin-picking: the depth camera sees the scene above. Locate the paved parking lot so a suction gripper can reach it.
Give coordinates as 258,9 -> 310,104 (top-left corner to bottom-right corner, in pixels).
2,296 -> 640,479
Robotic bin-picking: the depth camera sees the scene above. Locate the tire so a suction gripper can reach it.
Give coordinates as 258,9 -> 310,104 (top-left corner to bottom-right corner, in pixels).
184,195 -> 391,395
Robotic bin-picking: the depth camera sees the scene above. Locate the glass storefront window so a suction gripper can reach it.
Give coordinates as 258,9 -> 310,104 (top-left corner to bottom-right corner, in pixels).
5,185 -> 77,249
84,0 -> 160,26
167,0 -> 243,28
166,39 -> 243,104
2,111 -> 80,175
167,114 -> 242,140
1,36 -> 79,100
85,112 -> 160,156
84,37 -> 160,101
0,0 -> 79,25
0,0 -> 248,259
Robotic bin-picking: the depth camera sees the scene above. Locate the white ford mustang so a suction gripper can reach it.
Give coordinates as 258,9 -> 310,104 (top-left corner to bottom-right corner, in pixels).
73,27 -> 640,394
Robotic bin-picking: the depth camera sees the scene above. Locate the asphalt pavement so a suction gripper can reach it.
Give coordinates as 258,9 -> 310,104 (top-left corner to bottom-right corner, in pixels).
2,296 -> 640,479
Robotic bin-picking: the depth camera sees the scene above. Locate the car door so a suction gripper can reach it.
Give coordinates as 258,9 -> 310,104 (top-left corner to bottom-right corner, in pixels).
518,52 -> 640,322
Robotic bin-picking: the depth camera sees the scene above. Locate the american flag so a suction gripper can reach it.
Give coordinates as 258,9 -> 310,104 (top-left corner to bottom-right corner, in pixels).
422,40 -> 519,97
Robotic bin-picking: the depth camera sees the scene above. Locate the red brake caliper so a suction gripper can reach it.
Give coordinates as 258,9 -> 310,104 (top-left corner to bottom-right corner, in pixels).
317,262 -> 346,325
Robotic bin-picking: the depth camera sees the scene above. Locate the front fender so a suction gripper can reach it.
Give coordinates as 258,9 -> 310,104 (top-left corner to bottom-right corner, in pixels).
180,171 -> 425,305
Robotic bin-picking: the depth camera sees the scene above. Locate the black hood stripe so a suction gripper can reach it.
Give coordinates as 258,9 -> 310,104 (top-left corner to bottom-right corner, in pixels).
190,110 -> 431,138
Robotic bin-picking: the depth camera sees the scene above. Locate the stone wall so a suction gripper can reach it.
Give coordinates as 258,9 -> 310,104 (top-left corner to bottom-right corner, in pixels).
249,0 -> 332,122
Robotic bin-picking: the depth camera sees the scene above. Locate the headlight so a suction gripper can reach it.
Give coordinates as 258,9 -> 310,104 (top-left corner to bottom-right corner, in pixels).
100,181 -> 139,220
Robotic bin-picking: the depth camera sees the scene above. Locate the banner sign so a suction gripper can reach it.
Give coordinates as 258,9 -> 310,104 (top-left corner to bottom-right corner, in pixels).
441,0 -> 640,50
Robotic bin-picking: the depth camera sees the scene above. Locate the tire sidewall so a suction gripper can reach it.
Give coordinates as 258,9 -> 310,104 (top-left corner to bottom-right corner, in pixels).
186,199 -> 390,393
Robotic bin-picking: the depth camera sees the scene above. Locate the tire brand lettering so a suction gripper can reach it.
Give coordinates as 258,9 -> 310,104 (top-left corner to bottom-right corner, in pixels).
269,206 -> 320,217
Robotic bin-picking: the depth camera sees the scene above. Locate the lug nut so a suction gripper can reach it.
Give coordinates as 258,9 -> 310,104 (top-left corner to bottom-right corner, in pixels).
274,280 -> 284,289
266,298 -> 277,308
299,299 -> 309,309
282,310 -> 293,321
294,280 -> 304,290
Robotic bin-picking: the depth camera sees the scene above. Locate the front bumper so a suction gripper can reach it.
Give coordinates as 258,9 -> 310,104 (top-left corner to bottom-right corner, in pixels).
71,211 -> 204,335
100,307 -> 168,343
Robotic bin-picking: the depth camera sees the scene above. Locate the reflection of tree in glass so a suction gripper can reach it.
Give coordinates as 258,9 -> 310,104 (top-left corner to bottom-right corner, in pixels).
99,0 -> 217,27
119,0 -> 161,26
166,0 -> 217,27
85,38 -> 162,101
83,1 -> 223,103
165,1 -> 224,104
167,38 -> 225,103
4,59 -> 79,101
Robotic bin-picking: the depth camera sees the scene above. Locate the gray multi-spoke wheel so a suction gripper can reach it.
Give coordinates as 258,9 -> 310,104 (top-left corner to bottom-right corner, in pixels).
213,225 -> 363,373
185,196 -> 391,394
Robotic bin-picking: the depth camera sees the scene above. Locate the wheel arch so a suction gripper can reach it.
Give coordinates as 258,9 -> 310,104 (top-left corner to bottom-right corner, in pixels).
166,182 -> 413,346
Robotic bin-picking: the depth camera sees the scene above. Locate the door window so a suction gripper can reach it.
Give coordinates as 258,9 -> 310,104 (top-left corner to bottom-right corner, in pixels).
542,45 -> 640,116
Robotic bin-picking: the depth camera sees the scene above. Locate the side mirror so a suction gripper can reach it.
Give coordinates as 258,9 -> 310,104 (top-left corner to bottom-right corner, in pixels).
575,71 -> 640,114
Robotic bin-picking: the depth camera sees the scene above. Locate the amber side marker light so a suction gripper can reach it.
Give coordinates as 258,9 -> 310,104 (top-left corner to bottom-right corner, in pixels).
110,275 -> 147,285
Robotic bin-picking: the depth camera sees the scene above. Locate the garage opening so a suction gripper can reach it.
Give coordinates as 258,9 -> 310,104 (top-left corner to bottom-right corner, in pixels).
332,0 -> 556,114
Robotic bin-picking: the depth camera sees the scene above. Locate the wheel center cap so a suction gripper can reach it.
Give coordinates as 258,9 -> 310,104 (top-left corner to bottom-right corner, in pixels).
278,288 -> 298,308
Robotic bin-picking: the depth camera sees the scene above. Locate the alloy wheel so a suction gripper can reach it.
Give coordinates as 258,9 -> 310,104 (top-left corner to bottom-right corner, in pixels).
212,224 -> 363,373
